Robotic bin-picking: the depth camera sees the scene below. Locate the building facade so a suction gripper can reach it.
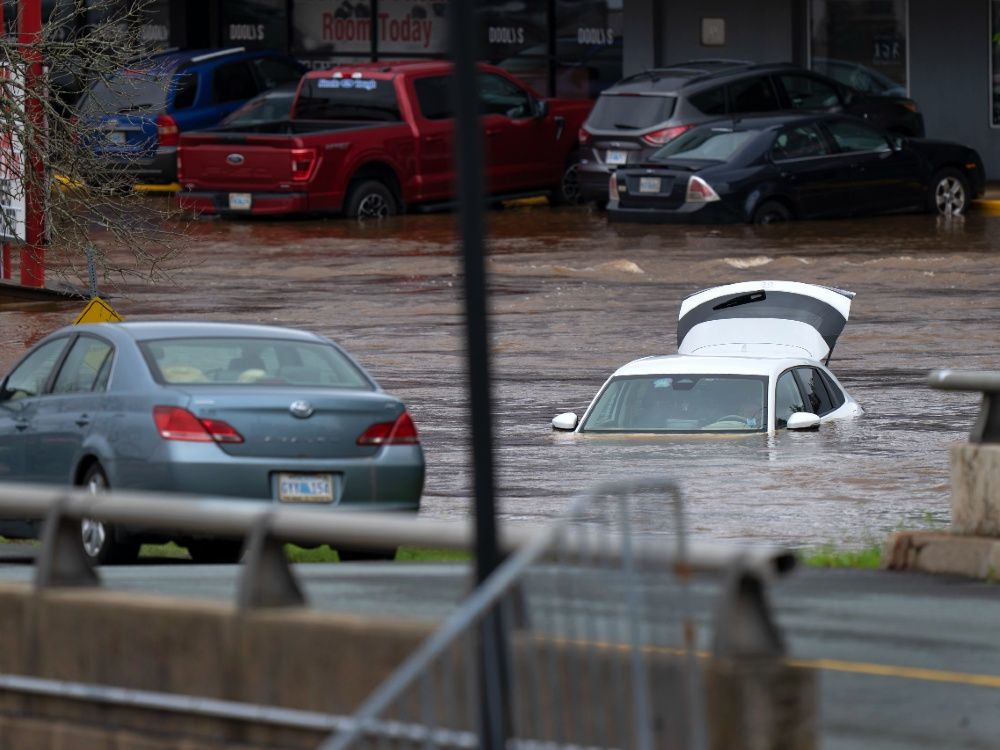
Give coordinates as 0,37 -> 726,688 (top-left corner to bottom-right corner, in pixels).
21,0 -> 1000,177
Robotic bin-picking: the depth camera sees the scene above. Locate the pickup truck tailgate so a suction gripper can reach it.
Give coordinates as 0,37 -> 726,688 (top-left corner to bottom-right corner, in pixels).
179,135 -> 306,189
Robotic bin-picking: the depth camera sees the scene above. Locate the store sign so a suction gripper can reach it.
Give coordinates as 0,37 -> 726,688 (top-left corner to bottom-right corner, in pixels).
0,62 -> 26,243
293,0 -> 448,56
223,0 -> 287,50
140,0 -> 171,45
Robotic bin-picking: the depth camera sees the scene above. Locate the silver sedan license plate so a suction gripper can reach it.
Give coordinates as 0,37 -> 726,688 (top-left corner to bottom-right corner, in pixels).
278,473 -> 335,503
639,176 -> 661,193
605,150 -> 627,165
228,193 -> 252,210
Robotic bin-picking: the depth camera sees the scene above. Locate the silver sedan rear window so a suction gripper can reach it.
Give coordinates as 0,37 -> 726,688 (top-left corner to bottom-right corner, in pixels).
139,337 -> 373,389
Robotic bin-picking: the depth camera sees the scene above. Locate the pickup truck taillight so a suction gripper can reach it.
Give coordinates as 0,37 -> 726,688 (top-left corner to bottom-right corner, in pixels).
291,148 -> 318,181
156,114 -> 179,147
578,127 -> 591,146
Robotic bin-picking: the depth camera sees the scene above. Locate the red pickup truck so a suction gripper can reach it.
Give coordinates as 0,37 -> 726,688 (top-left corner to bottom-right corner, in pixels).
177,61 -> 592,218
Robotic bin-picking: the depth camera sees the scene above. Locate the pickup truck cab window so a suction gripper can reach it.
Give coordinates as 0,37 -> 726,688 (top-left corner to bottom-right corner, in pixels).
413,76 -> 453,120
477,73 -> 533,119
252,57 -> 303,90
295,76 -> 402,121
213,61 -> 258,104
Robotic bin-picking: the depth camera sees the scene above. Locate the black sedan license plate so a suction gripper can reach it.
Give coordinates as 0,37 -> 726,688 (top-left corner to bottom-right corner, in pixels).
639,176 -> 661,193
278,473 -> 335,503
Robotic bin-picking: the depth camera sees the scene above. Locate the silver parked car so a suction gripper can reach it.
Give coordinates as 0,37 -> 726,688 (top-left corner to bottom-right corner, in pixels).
0,322 -> 425,564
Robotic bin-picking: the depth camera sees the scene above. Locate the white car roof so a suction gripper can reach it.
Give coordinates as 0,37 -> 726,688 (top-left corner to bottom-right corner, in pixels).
612,354 -> 820,379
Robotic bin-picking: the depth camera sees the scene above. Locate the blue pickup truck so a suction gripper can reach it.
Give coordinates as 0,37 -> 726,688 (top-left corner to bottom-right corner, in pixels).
77,47 -> 305,184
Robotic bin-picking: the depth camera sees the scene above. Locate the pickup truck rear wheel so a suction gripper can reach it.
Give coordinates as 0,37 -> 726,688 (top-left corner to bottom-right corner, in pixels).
345,180 -> 398,220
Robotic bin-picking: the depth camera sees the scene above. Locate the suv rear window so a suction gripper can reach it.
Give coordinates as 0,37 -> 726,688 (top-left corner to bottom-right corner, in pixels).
585,94 -> 676,131
294,77 -> 402,121
79,72 -> 171,115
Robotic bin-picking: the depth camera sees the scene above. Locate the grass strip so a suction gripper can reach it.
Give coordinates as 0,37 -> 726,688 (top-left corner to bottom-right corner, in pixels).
801,544 -> 882,569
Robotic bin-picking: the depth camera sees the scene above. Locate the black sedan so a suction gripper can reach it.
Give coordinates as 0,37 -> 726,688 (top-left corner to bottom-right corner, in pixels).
606,114 -> 985,224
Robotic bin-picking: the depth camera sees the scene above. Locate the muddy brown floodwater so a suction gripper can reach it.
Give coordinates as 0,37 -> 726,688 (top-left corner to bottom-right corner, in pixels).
3,204 -> 1000,548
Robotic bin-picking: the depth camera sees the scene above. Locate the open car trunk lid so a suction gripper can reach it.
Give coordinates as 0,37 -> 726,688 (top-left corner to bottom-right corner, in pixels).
677,281 -> 855,361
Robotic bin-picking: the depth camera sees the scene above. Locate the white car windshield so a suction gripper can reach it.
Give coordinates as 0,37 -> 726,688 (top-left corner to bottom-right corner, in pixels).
580,374 -> 767,433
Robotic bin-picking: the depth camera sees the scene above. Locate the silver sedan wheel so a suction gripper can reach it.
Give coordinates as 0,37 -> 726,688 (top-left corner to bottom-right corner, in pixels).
935,176 -> 967,216
82,473 -> 108,559
357,193 -> 390,220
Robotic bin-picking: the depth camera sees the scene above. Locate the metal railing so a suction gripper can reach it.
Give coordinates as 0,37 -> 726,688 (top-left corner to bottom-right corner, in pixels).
929,369 -> 1000,443
0,478 -> 796,749
321,477 -> 791,750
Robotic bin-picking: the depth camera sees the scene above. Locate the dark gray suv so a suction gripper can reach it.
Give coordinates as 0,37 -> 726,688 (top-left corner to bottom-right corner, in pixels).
577,60 -> 925,205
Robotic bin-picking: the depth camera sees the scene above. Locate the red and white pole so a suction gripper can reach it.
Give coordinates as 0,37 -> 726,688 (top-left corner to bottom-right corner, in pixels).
18,0 -> 44,288
0,0 -> 9,280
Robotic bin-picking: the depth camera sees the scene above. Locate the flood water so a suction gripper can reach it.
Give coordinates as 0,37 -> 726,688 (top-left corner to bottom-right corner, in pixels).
3,204 -> 999,548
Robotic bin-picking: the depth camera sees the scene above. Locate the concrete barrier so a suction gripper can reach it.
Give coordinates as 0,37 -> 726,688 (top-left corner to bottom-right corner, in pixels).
0,582 -> 429,749
0,582 -> 815,749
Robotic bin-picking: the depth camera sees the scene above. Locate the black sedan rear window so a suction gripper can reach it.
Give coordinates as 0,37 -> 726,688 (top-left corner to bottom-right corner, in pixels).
294,77 -> 401,121
140,338 -> 373,389
651,128 -> 758,163
586,94 -> 676,131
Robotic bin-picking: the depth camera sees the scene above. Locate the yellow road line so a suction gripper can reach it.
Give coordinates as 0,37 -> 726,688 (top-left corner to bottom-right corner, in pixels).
547,636 -> 1000,690
786,657 -> 1000,688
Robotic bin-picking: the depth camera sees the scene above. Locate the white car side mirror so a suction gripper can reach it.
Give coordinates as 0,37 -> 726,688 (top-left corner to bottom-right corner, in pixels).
786,412 -> 821,431
552,412 -> 578,431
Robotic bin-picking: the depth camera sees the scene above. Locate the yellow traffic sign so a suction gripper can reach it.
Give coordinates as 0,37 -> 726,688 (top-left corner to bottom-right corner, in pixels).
74,296 -> 123,325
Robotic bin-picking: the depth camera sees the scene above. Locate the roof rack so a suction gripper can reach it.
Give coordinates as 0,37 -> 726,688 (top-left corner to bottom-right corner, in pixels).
661,59 -> 753,69
189,47 -> 246,63
683,61 -> 795,87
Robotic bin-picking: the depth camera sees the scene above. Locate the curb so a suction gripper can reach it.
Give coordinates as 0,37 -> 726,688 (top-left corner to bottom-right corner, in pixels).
883,530 -> 1000,579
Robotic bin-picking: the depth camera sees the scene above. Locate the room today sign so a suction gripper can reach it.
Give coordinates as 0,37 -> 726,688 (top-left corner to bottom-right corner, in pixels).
295,0 -> 448,55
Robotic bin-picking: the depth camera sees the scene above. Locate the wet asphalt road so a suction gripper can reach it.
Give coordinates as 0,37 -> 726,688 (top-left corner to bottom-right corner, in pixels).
3,204 -> 1000,547
0,547 -> 997,750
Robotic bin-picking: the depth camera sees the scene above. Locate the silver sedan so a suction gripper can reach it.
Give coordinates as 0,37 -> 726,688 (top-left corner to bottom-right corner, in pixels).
0,321 -> 425,563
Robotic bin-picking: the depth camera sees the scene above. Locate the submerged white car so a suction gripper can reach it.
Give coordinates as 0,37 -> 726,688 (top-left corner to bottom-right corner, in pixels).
553,280 -> 863,435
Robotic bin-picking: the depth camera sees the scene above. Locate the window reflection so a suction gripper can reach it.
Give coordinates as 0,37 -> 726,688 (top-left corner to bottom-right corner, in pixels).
810,0 -> 908,96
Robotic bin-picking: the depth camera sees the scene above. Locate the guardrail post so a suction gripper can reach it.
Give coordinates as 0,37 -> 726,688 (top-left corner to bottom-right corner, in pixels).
928,370 -> 1000,535
34,497 -> 99,589
707,563 -> 816,750
236,513 -> 305,609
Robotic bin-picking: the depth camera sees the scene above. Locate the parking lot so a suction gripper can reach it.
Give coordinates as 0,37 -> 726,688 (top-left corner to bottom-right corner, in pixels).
4,203 -> 1000,548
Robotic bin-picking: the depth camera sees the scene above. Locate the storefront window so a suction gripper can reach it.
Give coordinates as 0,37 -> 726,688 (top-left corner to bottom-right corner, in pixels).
554,0 -> 623,98
222,0 -> 288,52
139,0 -> 171,47
809,0 -> 907,97
482,5 -> 548,94
992,1 -> 1000,126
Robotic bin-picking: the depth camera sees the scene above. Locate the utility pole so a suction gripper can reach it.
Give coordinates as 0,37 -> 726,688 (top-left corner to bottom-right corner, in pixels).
447,1 -> 510,748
